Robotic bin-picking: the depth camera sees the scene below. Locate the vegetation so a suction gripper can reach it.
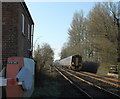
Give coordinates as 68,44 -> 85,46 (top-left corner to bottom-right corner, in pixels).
34,43 -> 54,72
60,2 -> 120,75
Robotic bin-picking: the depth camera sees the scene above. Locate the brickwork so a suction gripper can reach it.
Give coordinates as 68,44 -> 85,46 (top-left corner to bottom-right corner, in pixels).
2,2 -> 34,68
2,3 -> 18,59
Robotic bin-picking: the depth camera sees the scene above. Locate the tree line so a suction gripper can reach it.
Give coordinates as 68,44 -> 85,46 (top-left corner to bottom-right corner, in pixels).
60,2 -> 120,74
33,2 -> 119,75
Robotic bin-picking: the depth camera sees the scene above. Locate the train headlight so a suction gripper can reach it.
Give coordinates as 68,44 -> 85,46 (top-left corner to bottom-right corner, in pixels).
72,62 -> 74,64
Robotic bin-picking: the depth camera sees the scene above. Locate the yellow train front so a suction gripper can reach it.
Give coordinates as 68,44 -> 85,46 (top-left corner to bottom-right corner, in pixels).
59,55 -> 82,71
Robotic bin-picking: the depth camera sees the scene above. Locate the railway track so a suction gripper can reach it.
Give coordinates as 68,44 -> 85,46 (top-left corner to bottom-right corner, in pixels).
68,69 -> 120,87
67,69 -> 120,96
54,66 -> 93,98
55,66 -> 120,98
81,71 -> 120,84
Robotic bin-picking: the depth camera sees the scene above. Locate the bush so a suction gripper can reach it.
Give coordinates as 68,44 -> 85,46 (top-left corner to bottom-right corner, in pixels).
97,63 -> 111,75
82,61 -> 100,73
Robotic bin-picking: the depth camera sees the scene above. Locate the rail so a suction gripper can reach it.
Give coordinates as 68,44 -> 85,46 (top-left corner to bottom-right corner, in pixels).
68,69 -> 120,88
54,66 -> 93,98
59,67 -> 120,98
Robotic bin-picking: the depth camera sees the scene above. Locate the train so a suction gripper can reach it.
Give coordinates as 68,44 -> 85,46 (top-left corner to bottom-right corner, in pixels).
58,55 -> 82,71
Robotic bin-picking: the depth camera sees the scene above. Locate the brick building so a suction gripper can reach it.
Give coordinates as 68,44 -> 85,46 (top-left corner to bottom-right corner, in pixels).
1,1 -> 34,69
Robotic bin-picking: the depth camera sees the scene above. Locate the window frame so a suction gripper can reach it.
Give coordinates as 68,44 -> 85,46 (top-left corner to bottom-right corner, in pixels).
22,14 -> 25,35
28,24 -> 31,40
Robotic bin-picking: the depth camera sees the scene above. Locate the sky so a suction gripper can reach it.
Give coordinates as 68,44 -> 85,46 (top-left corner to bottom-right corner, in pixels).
25,2 -> 96,60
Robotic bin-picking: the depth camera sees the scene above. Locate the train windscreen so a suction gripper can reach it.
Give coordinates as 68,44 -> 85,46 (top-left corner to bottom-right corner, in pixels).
72,55 -> 82,66
76,58 -> 79,66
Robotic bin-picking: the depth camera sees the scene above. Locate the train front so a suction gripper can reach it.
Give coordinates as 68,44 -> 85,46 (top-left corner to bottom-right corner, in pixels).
71,55 -> 82,71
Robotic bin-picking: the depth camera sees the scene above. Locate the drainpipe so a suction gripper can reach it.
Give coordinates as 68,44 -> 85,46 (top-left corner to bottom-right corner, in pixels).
31,24 -> 34,58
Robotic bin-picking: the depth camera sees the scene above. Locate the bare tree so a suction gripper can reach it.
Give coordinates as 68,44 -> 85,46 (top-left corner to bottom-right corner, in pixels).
34,43 -> 54,71
103,2 -> 120,61
60,2 -> 119,75
67,10 -> 87,57
86,3 -> 118,64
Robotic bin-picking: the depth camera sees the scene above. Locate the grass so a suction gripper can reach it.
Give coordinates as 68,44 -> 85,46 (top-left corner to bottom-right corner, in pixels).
97,63 -> 110,75
31,65 -> 84,98
31,66 -> 64,98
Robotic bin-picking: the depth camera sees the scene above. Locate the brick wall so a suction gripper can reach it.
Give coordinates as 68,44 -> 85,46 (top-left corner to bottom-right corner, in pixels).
2,3 -> 18,67
2,2 -> 34,67
17,2 -> 33,58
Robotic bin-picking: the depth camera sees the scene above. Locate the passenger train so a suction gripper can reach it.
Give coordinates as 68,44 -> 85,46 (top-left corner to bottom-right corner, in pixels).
59,55 -> 82,71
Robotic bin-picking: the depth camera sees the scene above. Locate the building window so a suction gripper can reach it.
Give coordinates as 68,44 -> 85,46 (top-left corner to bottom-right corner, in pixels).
28,24 -> 31,40
31,25 -> 33,41
22,14 -> 25,34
